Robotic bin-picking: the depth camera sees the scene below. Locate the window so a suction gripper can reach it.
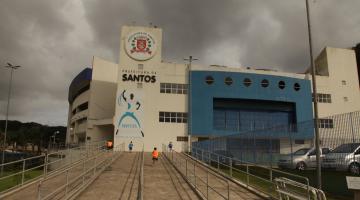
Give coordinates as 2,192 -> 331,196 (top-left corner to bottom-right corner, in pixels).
243,78 -> 252,87
261,79 -> 269,87
314,93 -> 332,103
319,118 -> 334,129
205,76 -> 214,85
278,81 -> 285,89
294,83 -> 301,91
322,148 -> 330,154
224,77 -> 233,85
160,83 -> 188,94
77,102 -> 88,112
159,111 -> 187,123
177,136 -> 188,142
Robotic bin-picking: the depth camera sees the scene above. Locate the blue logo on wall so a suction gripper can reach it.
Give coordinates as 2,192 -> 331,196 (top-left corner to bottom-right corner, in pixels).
115,90 -> 144,137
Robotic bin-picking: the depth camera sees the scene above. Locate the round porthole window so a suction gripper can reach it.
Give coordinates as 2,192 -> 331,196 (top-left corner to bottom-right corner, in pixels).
225,77 -> 233,85
278,81 -> 286,89
205,76 -> 214,85
261,79 -> 269,87
294,83 -> 301,91
243,78 -> 252,87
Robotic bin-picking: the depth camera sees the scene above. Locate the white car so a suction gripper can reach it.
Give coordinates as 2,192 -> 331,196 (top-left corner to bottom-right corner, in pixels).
322,143 -> 360,175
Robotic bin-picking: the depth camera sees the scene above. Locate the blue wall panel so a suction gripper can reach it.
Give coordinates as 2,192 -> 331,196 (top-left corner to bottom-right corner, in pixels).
190,70 -> 314,139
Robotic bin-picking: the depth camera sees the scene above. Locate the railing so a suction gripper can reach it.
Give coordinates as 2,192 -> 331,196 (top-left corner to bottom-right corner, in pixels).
163,144 -> 231,200
37,143 -> 125,200
137,145 -> 144,200
274,177 -> 327,200
191,146 -> 326,200
0,141 -> 107,196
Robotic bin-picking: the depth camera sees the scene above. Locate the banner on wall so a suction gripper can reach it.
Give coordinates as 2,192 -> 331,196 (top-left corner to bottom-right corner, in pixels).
115,89 -> 144,138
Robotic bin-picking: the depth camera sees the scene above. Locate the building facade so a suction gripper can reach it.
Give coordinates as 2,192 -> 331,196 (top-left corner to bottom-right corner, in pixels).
66,25 -> 360,152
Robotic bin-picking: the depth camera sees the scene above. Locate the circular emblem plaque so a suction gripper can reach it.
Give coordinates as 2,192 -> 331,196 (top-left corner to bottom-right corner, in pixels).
125,31 -> 157,61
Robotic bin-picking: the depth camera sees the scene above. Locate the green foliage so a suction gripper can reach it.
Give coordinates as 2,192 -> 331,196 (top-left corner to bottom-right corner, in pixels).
0,120 -> 66,151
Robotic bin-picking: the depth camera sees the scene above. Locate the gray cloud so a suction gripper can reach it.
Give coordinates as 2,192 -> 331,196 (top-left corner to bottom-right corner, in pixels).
1,0 -> 360,125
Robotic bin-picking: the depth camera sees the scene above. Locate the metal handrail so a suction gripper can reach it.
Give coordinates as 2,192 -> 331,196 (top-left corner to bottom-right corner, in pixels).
137,145 -> 144,200
0,142 -> 107,196
274,177 -> 327,200
190,146 -> 325,200
163,144 -> 230,199
37,143 -> 125,200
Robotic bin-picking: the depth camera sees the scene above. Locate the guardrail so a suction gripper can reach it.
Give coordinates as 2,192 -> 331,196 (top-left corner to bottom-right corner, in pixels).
191,146 -> 326,200
275,177 -> 326,200
163,144 -> 231,199
137,145 -> 144,200
37,143 -> 125,200
0,141 -> 107,196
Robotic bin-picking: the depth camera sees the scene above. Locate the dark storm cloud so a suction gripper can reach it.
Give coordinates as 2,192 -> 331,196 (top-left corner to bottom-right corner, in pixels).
83,0 -> 360,70
0,0 -> 97,125
1,0 -> 360,125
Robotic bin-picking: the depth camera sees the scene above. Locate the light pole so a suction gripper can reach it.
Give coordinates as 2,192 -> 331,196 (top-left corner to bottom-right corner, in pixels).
1,62 -> 21,176
305,0 -> 321,189
184,56 -> 198,153
53,131 -> 60,145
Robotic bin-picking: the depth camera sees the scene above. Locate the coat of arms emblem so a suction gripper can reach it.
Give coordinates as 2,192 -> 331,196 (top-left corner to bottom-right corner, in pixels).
125,31 -> 157,61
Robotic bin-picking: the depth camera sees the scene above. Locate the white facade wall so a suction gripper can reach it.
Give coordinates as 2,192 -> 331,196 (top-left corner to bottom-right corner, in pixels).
67,25 -> 360,153
113,26 -> 188,152
313,47 -> 360,117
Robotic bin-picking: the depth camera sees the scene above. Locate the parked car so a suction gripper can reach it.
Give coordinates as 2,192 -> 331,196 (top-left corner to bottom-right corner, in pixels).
322,143 -> 360,175
278,147 -> 331,170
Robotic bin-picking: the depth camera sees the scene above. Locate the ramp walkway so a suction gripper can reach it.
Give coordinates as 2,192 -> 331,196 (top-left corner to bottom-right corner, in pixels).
77,152 -> 200,200
1,147 -> 268,200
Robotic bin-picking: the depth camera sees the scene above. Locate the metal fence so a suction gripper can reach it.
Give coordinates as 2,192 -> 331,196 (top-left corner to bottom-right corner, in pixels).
193,111 -> 360,170
37,143 -> 125,200
162,144 -> 232,200
192,110 -> 360,198
0,140 -> 108,196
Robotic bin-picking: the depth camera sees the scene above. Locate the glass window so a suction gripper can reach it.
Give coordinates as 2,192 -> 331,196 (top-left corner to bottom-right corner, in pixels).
318,118 -> 334,128
278,81 -> 285,89
315,93 -> 332,103
261,79 -> 269,87
243,78 -> 252,87
294,83 -> 300,91
205,76 -> 214,85
225,77 -> 233,86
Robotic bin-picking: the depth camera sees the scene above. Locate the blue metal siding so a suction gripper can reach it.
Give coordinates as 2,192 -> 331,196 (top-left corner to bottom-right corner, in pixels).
190,70 -> 314,139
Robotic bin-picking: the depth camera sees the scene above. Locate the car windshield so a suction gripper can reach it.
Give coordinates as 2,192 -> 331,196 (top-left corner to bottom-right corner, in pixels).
332,143 -> 360,153
293,148 -> 310,155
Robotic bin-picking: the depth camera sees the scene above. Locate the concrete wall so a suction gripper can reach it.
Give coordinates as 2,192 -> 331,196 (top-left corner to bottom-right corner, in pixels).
314,47 -> 360,117
86,56 -> 118,142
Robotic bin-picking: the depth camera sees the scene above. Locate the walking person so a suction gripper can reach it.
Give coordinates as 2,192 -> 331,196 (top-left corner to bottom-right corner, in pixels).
152,147 -> 159,165
128,141 -> 133,152
168,142 -> 173,151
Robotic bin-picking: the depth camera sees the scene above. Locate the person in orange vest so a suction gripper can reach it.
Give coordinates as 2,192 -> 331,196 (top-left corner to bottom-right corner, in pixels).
106,140 -> 113,150
152,147 -> 159,164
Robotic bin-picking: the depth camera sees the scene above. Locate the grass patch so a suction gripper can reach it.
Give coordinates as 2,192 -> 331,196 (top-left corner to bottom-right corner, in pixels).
213,162 -> 354,200
0,169 -> 43,192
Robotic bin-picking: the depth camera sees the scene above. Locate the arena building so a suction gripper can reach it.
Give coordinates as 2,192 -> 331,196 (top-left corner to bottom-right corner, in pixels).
66,25 -> 360,152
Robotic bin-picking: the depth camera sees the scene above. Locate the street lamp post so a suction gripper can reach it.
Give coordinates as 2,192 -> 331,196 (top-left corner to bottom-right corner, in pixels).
53,131 -> 60,147
1,63 -> 21,176
184,56 -> 198,153
305,0 -> 322,189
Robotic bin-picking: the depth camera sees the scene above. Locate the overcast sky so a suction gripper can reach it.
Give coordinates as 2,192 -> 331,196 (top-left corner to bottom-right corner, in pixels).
0,0 -> 359,126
